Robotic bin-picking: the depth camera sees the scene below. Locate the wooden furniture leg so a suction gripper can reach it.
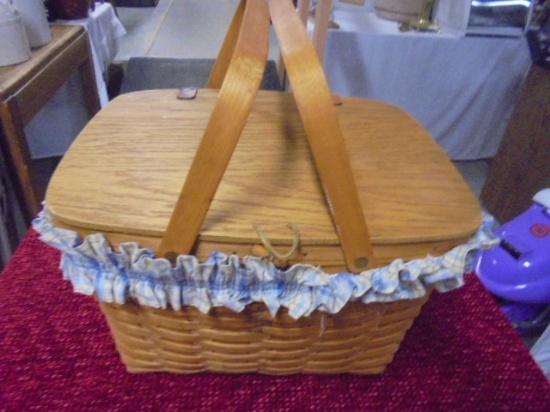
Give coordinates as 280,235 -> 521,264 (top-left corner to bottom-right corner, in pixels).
79,51 -> 102,119
0,26 -> 101,224
0,99 -> 42,219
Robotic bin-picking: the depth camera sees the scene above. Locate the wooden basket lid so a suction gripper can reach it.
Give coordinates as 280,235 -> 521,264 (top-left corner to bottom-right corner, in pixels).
46,89 -> 481,250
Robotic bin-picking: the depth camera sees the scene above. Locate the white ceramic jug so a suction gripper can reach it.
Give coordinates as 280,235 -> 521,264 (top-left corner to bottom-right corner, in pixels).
0,0 -> 31,67
12,0 -> 51,48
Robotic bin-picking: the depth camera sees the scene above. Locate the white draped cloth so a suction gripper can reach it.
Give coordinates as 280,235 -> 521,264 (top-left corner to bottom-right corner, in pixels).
26,2 -> 126,159
323,8 -> 532,160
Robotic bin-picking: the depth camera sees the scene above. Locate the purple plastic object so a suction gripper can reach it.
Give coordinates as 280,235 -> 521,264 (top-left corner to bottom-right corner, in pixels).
501,302 -> 546,323
474,189 -> 550,304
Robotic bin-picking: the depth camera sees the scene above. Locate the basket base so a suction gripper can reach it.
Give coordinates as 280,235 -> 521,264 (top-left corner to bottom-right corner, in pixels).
99,294 -> 430,375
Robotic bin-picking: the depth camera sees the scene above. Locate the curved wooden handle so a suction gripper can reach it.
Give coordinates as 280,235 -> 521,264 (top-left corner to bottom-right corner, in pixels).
205,0 -> 245,89
157,0 -> 270,260
268,0 -> 375,272
159,0 -> 374,273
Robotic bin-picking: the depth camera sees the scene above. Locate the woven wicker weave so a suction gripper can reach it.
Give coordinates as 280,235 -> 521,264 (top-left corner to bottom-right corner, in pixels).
93,1 -> 425,375
100,294 -> 430,375
43,0 -> 482,375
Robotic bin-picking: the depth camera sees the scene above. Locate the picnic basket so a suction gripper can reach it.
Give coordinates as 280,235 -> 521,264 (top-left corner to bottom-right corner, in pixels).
36,0 -> 488,375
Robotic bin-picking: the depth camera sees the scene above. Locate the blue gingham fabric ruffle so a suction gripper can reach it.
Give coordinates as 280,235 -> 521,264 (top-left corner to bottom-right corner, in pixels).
33,207 -> 499,319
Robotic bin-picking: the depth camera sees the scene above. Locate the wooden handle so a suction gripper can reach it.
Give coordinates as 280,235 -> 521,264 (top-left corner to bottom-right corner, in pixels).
159,0 -> 375,273
268,0 -> 375,272
205,0 -> 246,89
157,0 -> 270,260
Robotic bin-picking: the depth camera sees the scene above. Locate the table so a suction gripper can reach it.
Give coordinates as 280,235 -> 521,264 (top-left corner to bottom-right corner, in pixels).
1,230 -> 550,410
0,25 -> 100,223
322,7 -> 532,160
53,2 -> 127,108
25,2 -> 126,160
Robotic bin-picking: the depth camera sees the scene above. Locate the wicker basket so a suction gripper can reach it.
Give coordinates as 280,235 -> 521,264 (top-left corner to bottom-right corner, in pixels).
40,0 -> 483,375
100,297 -> 430,374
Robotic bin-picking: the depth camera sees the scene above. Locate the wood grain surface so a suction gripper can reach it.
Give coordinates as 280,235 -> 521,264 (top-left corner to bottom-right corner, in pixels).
0,26 -> 83,98
46,89 -> 481,270
156,0 -> 270,261
0,25 -> 99,221
270,0 -> 374,271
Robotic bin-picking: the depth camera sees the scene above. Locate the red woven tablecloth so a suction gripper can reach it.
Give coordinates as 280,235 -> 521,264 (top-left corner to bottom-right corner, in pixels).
1,230 -> 549,411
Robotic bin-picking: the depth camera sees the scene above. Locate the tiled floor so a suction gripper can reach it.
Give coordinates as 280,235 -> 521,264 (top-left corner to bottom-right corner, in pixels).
114,0 -> 279,62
